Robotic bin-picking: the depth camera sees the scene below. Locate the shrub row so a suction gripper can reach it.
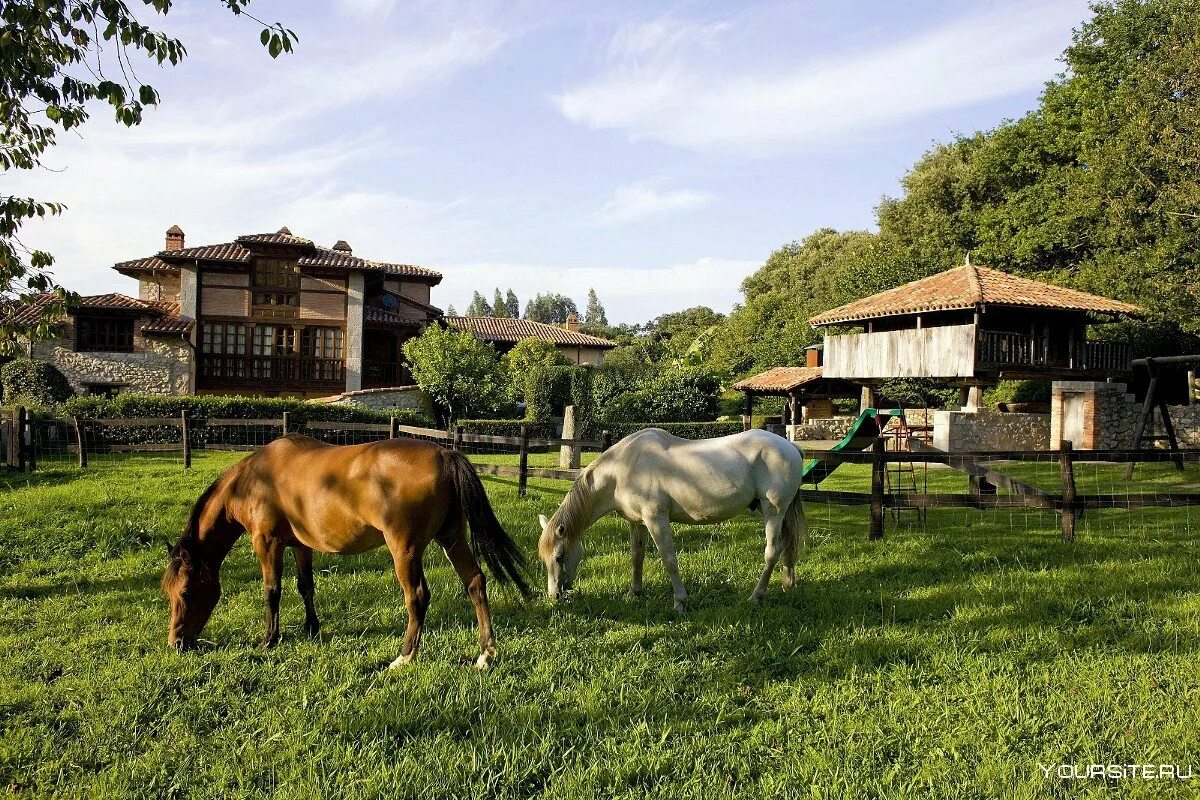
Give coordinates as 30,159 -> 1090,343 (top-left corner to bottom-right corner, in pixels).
458,419 -> 558,439
1,360 -> 72,408
604,421 -> 745,441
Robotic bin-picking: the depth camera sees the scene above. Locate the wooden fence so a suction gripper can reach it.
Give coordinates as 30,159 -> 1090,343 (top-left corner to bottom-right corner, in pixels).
4,406 -> 611,498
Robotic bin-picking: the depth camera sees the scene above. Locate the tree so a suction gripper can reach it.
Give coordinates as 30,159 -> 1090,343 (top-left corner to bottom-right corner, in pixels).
501,338 -> 570,403
402,325 -> 506,423
1,1 -> 296,352
491,288 -> 508,318
504,289 -> 520,319
584,288 -> 607,326
523,292 -> 578,324
446,303 -> 457,315
465,291 -> 492,317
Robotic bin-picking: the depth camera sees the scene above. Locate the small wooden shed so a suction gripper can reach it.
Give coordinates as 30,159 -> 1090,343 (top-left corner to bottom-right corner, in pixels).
732,360 -> 861,430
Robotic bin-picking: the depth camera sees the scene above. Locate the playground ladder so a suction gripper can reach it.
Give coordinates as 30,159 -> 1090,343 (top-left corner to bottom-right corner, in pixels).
883,413 -> 928,523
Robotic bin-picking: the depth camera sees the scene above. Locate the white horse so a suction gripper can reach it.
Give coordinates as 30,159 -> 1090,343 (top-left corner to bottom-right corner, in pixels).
538,428 -> 807,611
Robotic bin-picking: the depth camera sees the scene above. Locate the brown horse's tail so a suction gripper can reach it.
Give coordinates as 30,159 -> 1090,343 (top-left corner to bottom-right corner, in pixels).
440,449 -> 533,599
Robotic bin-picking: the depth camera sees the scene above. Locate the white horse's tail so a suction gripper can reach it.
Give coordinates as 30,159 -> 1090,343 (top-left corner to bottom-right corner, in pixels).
781,490 -> 807,579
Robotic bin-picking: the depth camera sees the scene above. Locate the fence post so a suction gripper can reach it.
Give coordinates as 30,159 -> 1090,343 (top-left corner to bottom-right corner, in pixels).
1060,439 -> 1077,542
601,429 -> 612,453
14,406 -> 26,472
23,407 -> 35,472
178,412 -> 190,470
389,415 -> 399,439
73,416 -> 87,469
869,436 -> 885,541
518,424 -> 529,498
282,411 -> 290,437
454,424 -> 464,452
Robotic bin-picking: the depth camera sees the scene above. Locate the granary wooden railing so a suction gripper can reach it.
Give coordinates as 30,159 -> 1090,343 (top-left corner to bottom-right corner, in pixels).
975,329 -> 1131,372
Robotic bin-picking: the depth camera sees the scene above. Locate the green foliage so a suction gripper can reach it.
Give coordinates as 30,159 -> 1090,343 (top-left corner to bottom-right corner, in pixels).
984,380 -> 1053,407
604,420 -> 746,440
402,325 -> 506,422
502,339 -> 570,403
584,288 -> 607,326
523,292 -> 578,324
1,359 -> 72,407
1,1 -> 295,346
58,393 -> 426,424
504,289 -> 520,319
875,379 -> 959,411
599,366 -> 722,424
589,346 -> 655,411
465,291 -> 492,317
524,365 -> 573,421
457,419 -> 557,439
491,289 -> 508,318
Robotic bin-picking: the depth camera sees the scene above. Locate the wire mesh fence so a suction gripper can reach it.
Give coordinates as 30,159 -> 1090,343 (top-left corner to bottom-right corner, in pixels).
7,404 -> 1200,542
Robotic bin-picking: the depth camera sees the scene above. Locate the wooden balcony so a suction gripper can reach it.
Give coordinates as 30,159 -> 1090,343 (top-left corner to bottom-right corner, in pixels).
198,353 -> 344,391
363,359 -> 413,389
823,324 -> 1131,380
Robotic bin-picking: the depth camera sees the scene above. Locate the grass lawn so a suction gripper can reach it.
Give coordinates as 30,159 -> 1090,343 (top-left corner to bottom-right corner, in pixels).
3,451 -> 1200,798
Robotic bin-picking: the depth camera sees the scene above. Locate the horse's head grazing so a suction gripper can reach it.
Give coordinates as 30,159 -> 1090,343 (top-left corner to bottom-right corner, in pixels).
538,513 -> 583,600
161,541 -> 220,651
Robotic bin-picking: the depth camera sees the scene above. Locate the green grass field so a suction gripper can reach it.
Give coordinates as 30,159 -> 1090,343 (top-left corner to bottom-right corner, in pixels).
3,452 -> 1200,798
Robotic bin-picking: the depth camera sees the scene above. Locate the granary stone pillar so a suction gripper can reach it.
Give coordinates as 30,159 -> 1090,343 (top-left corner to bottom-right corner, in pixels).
1050,380 -> 1136,450
344,271 -> 365,392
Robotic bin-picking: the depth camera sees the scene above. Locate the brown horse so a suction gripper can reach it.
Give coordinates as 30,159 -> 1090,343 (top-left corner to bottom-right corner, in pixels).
161,435 -> 531,669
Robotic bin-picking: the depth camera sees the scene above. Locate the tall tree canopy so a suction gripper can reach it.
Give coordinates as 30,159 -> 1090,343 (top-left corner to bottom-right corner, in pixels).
584,288 -> 607,326
491,288 -> 508,318
1,1 -> 296,349
523,292 -> 578,324
504,289 -> 520,319
465,291 -> 492,317
709,0 -> 1200,378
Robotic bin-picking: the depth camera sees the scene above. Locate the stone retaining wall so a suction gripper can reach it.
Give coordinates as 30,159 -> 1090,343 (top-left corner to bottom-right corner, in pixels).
30,334 -> 191,396
932,409 -> 1052,452
317,385 -> 433,417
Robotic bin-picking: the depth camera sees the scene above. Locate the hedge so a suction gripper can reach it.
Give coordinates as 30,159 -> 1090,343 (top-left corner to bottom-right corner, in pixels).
604,421 -> 745,441
1,360 -> 73,408
458,419 -> 557,440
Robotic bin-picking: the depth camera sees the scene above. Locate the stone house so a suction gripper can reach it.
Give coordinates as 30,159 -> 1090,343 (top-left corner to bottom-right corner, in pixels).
10,226 -> 617,397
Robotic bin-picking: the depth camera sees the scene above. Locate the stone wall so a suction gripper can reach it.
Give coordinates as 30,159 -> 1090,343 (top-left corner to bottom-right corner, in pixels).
790,416 -> 858,441
317,385 -> 433,418
30,331 -> 192,396
932,409 -> 1052,452
1050,381 -> 1138,450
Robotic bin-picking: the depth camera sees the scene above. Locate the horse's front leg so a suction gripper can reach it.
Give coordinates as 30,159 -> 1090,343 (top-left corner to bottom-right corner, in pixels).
644,517 -> 688,613
750,510 -> 784,603
628,521 -> 647,597
251,534 -> 285,648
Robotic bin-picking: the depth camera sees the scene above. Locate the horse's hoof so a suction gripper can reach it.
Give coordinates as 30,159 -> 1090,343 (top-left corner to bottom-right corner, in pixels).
748,593 -> 764,604
388,653 -> 416,669
304,622 -> 321,639
673,601 -> 687,614
261,636 -> 280,649
626,587 -> 643,599
474,647 -> 497,671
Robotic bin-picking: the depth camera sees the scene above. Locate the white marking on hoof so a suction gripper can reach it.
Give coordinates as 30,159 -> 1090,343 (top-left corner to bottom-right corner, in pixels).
474,647 -> 497,671
388,653 -> 416,669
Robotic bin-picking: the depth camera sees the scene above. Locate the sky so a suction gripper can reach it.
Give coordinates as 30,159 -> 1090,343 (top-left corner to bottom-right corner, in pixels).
11,0 -> 1093,323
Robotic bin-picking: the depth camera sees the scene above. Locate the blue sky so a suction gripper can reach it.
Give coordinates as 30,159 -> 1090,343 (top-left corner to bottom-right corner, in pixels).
14,0 -> 1092,322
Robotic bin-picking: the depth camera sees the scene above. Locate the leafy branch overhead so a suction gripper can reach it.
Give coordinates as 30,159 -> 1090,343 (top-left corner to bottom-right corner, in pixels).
0,0 -> 296,351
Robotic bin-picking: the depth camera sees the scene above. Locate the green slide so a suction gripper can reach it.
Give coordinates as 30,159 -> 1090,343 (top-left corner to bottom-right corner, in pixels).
800,408 -> 906,485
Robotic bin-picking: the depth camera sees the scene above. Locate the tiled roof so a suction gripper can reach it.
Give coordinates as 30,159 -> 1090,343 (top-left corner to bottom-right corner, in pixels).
732,366 -> 825,392
160,242 -> 251,263
77,293 -> 155,311
114,231 -> 442,283
5,293 -> 63,326
142,316 -> 192,334
444,316 -> 618,348
4,292 -> 190,335
808,264 -> 1143,326
114,255 -> 172,274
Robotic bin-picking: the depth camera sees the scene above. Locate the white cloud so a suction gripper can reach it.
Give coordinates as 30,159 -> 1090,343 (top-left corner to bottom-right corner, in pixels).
588,182 -> 713,227
336,0 -> 398,19
437,257 -> 757,322
557,1 -> 1086,155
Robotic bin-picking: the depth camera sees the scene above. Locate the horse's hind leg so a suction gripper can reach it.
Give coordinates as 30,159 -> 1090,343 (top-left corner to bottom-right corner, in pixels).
292,546 -> 320,638
251,535 -> 285,648
442,532 -> 498,671
386,542 -> 431,669
750,511 -> 784,603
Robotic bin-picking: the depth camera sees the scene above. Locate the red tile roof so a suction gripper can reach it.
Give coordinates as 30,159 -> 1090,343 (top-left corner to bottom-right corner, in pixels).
7,292 -> 192,335
114,230 -> 442,283
732,366 -> 826,392
5,293 -> 63,326
808,264 -> 1143,326
444,316 -> 617,348
364,306 -> 428,326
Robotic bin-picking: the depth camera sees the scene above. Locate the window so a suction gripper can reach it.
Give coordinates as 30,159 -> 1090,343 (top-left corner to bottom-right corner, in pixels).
301,327 -> 344,381
76,316 -> 134,352
252,324 -> 295,379
201,323 -> 247,380
251,258 -> 300,308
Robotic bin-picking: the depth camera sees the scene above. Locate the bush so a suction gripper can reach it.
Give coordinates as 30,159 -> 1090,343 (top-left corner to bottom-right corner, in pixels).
402,325 -> 507,423
604,421 -> 745,441
502,339 -> 570,403
1,360 -> 73,408
458,419 -> 557,439
524,365 -> 573,421
985,380 -> 1052,407
599,366 -> 722,424
876,378 -> 958,410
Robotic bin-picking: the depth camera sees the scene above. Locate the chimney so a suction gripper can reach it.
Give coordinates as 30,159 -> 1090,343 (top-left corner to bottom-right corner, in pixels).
565,313 -> 580,332
277,226 -> 292,236
805,345 -> 822,368
332,240 -> 352,254
165,225 -> 185,252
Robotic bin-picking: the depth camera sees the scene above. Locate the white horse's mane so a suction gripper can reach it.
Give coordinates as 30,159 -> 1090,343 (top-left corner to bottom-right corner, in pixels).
551,465 -> 599,540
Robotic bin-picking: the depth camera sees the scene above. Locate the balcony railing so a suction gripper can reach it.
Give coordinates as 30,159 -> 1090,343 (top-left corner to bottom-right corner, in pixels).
199,353 -> 344,389
363,359 -> 413,389
976,330 -> 1130,372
